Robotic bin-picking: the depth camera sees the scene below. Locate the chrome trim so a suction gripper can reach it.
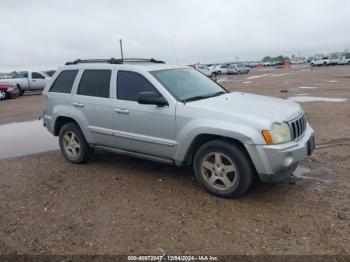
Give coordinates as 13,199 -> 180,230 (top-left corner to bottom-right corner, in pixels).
88,126 -> 176,147
88,127 -> 114,136
288,114 -> 306,140
114,131 -> 176,147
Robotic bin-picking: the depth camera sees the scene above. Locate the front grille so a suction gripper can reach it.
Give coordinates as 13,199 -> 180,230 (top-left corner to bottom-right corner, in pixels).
288,115 -> 307,140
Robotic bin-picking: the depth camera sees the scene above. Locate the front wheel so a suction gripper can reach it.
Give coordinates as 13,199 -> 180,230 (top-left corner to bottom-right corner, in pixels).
0,90 -> 8,100
58,123 -> 94,164
17,85 -> 24,96
193,140 -> 254,198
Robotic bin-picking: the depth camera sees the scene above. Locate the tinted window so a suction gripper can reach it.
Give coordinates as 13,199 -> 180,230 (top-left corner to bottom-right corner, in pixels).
32,72 -> 45,79
78,70 -> 111,98
117,71 -> 160,102
50,70 -> 78,94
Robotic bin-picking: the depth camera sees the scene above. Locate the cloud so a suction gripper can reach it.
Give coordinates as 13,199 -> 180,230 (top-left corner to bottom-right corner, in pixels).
0,0 -> 349,71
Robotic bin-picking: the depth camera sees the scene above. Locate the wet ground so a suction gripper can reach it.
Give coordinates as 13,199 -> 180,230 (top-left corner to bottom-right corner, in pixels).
0,65 -> 349,255
0,120 -> 58,159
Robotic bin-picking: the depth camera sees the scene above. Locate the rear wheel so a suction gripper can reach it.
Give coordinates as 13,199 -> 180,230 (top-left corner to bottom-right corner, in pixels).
58,123 -> 94,164
0,90 -> 8,100
193,140 -> 254,198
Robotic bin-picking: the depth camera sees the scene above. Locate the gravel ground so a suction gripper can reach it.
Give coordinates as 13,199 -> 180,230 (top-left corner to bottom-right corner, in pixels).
0,65 -> 349,255
0,91 -> 44,125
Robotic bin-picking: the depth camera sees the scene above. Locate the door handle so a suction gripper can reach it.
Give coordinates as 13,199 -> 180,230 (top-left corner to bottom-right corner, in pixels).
114,108 -> 129,114
73,102 -> 85,108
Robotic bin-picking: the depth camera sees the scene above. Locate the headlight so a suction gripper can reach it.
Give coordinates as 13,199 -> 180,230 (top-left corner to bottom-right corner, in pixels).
262,123 -> 292,145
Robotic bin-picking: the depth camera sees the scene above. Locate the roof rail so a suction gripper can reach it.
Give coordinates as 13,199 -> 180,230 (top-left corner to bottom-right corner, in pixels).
65,58 -> 165,65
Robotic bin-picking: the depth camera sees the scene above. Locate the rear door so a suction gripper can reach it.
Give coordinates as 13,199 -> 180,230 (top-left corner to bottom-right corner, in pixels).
111,70 -> 176,158
30,72 -> 47,90
72,69 -> 114,146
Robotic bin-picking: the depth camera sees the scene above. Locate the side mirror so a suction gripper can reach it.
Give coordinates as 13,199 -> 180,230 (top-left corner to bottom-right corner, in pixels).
138,92 -> 168,107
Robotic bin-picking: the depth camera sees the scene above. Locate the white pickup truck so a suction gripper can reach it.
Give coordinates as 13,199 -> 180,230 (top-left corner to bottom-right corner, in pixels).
310,56 -> 336,66
0,71 -> 51,95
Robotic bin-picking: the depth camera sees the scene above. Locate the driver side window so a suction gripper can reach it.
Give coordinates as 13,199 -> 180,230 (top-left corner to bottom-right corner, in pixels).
117,71 -> 160,102
32,72 -> 45,79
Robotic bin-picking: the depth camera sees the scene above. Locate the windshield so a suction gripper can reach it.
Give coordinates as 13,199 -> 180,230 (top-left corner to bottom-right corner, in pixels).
11,72 -> 28,79
150,68 -> 226,102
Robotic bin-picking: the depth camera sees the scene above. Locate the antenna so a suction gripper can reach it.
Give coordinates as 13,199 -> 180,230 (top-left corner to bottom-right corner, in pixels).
171,37 -> 179,65
119,39 -> 124,60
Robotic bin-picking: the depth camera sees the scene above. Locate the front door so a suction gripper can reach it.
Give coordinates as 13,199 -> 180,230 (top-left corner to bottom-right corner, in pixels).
30,72 -> 47,90
112,70 -> 176,159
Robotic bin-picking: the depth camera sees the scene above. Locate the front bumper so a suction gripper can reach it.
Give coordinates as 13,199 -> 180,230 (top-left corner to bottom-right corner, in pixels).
245,124 -> 315,183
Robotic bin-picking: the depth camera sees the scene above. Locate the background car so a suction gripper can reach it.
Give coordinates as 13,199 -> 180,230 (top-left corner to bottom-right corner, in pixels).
336,56 -> 350,65
194,64 -> 216,77
227,64 -> 250,74
0,83 -> 19,100
214,64 -> 229,75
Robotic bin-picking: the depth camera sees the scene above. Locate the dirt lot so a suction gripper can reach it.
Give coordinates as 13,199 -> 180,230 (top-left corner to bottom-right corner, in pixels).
0,65 -> 349,255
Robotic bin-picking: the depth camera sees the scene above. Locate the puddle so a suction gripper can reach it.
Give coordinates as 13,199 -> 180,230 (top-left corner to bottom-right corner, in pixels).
0,120 -> 58,159
293,93 -> 309,96
298,87 -> 317,89
246,73 -> 272,80
326,80 -> 339,83
292,166 -> 329,182
242,81 -> 252,84
270,73 -> 292,77
288,96 -> 346,103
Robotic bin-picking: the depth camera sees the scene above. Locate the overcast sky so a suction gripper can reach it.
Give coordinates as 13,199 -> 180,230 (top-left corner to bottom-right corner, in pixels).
1,0 -> 350,71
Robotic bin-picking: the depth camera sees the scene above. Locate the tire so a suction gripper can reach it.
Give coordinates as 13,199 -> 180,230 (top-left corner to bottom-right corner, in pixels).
0,90 -> 8,101
323,62 -> 327,66
211,72 -> 216,77
17,85 -> 24,96
58,122 -> 94,164
217,71 -> 222,75
193,140 -> 254,198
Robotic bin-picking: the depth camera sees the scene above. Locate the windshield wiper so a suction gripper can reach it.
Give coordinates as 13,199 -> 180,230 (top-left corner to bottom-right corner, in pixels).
182,91 -> 226,103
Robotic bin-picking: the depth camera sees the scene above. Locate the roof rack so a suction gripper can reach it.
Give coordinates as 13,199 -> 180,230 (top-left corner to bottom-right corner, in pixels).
65,58 -> 165,65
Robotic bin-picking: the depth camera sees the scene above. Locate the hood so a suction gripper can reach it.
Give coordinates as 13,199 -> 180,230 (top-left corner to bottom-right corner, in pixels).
0,79 -> 16,83
188,92 -> 302,123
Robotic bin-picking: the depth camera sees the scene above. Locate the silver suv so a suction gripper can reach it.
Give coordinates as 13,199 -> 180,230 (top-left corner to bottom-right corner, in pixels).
43,58 -> 315,198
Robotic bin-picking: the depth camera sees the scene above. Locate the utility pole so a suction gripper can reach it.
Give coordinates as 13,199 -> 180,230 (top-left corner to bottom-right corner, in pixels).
119,39 -> 124,60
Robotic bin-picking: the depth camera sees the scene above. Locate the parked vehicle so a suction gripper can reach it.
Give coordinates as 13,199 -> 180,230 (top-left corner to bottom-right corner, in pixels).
43,58 -> 315,198
0,71 -> 51,95
0,83 -> 19,100
336,56 -> 350,65
227,64 -> 250,74
45,70 -> 56,77
214,64 -> 229,75
194,64 -> 216,77
310,56 -> 335,66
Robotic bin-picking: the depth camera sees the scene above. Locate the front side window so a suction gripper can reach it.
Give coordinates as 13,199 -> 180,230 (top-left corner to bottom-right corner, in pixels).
50,70 -> 78,94
77,70 -> 111,98
150,68 -> 226,102
32,72 -> 45,79
117,71 -> 160,102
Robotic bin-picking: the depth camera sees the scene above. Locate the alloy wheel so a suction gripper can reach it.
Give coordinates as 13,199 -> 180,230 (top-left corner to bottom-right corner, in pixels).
200,152 -> 238,191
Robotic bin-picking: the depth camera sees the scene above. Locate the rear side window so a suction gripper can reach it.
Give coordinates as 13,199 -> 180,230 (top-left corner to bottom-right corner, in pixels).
117,71 -> 160,102
77,70 -> 111,98
50,70 -> 78,94
32,72 -> 45,79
